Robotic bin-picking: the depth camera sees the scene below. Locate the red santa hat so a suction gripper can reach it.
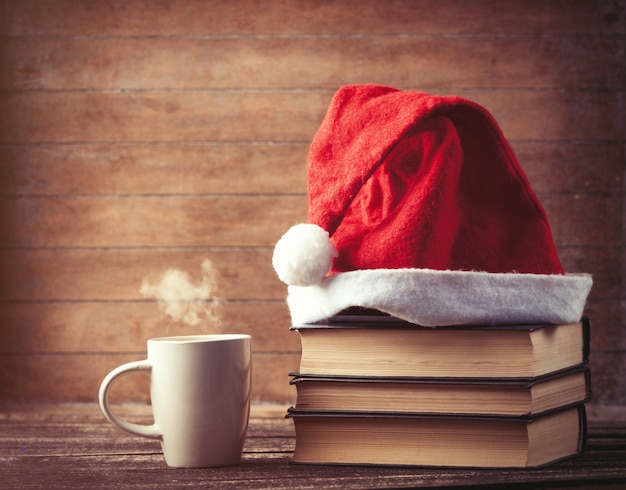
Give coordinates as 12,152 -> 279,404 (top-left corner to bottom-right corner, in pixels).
272,85 -> 592,326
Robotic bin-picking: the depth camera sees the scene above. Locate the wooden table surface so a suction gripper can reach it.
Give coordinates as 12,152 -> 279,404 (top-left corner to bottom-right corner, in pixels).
2,404 -> 626,489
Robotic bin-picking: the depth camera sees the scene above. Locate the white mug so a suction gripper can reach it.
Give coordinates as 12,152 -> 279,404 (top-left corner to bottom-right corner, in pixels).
99,334 -> 252,468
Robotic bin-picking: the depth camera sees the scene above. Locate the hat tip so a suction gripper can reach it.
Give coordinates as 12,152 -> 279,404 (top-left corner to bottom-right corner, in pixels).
272,223 -> 337,287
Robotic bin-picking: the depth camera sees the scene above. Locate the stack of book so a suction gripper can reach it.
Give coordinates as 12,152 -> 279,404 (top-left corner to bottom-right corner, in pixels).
286,310 -> 591,468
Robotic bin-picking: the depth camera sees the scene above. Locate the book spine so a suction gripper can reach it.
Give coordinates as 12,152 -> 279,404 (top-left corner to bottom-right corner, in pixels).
578,404 -> 588,454
582,317 -> 591,363
286,405 -> 587,424
288,363 -> 591,384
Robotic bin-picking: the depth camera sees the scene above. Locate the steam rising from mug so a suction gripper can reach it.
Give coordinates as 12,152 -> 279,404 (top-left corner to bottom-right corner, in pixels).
140,259 -> 221,328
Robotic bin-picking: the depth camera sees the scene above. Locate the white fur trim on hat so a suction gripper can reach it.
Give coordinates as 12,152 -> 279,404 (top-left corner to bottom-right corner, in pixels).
285,268 -> 593,327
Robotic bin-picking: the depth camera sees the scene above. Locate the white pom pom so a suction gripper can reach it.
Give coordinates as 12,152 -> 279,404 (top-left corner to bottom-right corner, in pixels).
272,223 -> 338,286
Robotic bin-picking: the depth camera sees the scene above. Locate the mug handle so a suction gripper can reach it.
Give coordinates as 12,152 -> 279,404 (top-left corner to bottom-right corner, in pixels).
98,360 -> 161,439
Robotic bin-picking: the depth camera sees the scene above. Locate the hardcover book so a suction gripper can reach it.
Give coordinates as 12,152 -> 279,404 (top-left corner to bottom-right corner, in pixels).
291,317 -> 590,379
290,366 -> 591,417
286,405 -> 587,468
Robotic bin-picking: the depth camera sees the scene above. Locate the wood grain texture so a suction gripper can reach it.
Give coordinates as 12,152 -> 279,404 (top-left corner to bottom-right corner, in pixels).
0,353 -> 300,403
0,91 -> 622,143
1,0 -> 623,35
0,302 -> 298,353
0,143 -> 309,195
0,0 -> 623,405
0,142 -> 621,197
514,143 -> 624,194
2,36 -> 622,91
0,249 -> 286,300
0,196 -> 306,247
0,194 -> 616,248
1,405 -> 625,489
0,245 -> 617,302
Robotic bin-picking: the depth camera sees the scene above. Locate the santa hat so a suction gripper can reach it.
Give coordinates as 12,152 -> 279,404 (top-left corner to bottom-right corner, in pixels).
273,85 -> 592,326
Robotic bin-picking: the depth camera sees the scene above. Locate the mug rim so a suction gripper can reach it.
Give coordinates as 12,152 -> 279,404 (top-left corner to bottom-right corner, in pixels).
148,334 -> 251,343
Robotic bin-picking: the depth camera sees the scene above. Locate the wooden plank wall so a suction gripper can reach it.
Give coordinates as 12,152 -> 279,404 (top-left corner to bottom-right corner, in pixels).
0,0 -> 624,406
